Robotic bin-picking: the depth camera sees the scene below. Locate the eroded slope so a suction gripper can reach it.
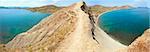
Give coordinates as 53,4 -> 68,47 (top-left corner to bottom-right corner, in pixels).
2,1 -> 128,52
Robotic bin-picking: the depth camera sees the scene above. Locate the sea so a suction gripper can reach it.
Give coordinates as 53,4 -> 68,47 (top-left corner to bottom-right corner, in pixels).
99,7 -> 150,45
0,9 -> 50,43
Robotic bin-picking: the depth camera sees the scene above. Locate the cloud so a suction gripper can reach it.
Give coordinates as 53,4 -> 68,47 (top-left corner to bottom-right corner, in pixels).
0,0 -> 50,7
49,0 -> 67,5
132,0 -> 148,7
53,0 -> 80,6
0,0 -> 149,7
0,0 -> 70,7
134,0 -> 142,2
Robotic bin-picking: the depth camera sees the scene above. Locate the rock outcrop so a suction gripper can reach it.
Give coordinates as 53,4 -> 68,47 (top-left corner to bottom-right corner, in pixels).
127,29 -> 150,52
0,1 -> 149,52
117,29 -> 150,52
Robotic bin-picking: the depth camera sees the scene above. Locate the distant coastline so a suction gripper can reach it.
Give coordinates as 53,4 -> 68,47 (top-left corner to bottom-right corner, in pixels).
26,5 -> 132,17
97,8 -> 131,20
97,7 -> 149,23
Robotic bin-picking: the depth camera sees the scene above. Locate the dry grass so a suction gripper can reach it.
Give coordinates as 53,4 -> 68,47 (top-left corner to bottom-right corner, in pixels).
24,10 -> 77,52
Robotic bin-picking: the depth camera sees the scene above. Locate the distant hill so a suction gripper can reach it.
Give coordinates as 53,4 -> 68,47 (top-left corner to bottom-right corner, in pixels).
27,5 -> 132,17
89,5 -> 132,17
27,5 -> 64,13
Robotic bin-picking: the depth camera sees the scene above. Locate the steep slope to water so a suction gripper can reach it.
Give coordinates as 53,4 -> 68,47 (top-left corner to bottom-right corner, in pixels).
117,29 -> 150,52
126,29 -> 150,52
2,1 -> 125,52
99,8 -> 150,45
0,1 -> 149,52
0,9 -> 50,44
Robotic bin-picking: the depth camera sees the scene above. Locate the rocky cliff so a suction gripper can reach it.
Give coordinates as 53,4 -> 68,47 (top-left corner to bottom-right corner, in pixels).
127,29 -> 150,52
0,1 -> 149,52
117,29 -> 150,52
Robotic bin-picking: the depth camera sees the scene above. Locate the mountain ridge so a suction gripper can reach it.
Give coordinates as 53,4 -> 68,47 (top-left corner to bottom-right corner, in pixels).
0,1 -> 149,52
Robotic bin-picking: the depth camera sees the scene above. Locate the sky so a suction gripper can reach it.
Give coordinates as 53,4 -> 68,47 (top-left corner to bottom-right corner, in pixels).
0,0 -> 149,7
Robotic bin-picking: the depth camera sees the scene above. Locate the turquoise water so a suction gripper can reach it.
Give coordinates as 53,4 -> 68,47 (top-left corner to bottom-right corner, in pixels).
99,7 -> 150,45
0,9 -> 50,43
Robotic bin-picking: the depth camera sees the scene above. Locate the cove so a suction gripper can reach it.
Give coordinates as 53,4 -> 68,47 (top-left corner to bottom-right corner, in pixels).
99,7 -> 150,45
0,9 -> 50,43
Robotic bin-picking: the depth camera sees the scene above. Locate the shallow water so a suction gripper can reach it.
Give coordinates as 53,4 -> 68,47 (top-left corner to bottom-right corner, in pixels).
0,9 -> 50,43
99,7 -> 150,45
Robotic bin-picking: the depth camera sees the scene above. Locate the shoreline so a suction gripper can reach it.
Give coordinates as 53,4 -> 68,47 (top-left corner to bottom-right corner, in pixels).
96,8 -> 131,26
97,8 -> 130,20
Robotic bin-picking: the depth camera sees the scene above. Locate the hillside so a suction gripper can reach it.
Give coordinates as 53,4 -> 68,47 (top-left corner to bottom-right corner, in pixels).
117,29 -> 150,52
27,4 -> 131,17
27,5 -> 63,13
89,5 -> 131,17
0,1 -> 149,52
1,1 -> 126,52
